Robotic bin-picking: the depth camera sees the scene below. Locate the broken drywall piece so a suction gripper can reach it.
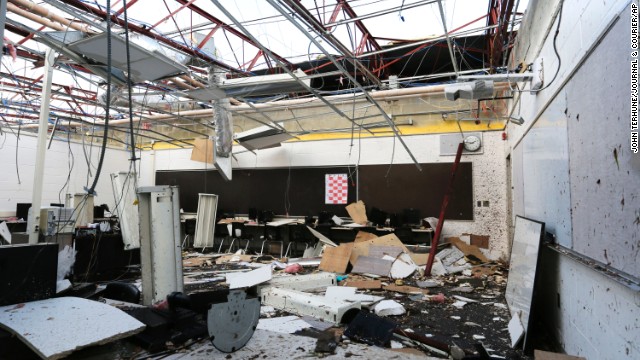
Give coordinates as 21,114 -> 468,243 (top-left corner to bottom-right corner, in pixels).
351,256 -> 393,277
374,300 -> 406,316
226,265 -> 272,289
472,334 -> 486,340
387,253 -> 418,279
431,257 -> 448,276
345,200 -> 367,224
331,215 -> 344,225
509,311 -> 524,348
435,246 -> 465,267
306,226 -> 338,247
319,242 -> 353,274
256,316 -> 312,334
448,237 -> 489,263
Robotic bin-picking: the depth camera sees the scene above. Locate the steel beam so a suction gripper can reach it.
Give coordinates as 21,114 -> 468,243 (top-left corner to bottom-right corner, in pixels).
284,0 -> 382,87
209,0 -> 374,135
174,0 -> 293,70
437,0 -> 459,77
268,0 -> 422,170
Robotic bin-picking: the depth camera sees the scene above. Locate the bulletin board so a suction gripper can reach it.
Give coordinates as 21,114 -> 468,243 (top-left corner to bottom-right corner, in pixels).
155,162 -> 473,220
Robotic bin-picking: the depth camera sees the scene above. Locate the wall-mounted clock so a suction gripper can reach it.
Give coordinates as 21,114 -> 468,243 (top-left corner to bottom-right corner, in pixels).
463,135 -> 482,152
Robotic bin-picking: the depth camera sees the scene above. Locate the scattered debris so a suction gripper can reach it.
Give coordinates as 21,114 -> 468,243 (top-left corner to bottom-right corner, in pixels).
226,265 -> 272,289
284,263 -> 303,274
374,300 -> 406,316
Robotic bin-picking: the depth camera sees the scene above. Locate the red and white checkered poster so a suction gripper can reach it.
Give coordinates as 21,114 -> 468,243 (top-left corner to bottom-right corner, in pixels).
325,174 -> 348,204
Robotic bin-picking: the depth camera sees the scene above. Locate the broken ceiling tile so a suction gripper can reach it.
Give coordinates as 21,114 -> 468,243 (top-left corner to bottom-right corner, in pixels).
0,297 -> 145,359
374,300 -> 406,317
351,256 -> 393,277
435,246 -> 465,266
226,266 -> 272,289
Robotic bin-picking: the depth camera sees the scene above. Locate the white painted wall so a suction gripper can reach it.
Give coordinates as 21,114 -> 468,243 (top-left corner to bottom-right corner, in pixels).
140,131 -> 510,259
0,132 -> 132,217
508,0 -> 640,357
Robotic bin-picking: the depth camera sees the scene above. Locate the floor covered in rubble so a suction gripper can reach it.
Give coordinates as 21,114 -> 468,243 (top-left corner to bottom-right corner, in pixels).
1,245 -> 556,360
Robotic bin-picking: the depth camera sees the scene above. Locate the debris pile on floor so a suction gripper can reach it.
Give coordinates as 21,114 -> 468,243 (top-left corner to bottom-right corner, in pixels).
173,227 -> 533,359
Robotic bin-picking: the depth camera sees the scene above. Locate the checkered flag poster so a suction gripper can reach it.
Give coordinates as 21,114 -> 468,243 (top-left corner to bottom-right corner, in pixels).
325,174 -> 348,204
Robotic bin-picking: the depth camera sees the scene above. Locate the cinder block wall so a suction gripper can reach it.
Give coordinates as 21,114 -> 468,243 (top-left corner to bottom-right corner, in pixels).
0,133 -> 131,217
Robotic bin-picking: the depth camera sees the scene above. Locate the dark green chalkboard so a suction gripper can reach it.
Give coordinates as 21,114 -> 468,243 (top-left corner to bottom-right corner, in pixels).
155,162 -> 473,220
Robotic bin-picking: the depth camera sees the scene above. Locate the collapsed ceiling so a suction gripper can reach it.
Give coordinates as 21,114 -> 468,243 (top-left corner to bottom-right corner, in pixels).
0,0 -> 526,149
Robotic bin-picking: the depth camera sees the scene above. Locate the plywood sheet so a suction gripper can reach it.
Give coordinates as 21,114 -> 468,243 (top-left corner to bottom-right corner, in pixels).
319,243 -> 353,274
0,297 -> 145,360
190,138 -> 215,164
349,233 -> 426,265
354,231 -> 377,243
343,279 -> 382,289
345,200 -> 367,224
470,234 -> 490,249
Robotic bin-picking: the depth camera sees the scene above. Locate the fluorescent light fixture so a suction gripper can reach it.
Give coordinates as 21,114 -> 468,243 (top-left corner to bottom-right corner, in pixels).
193,193 -> 219,248
67,33 -> 188,82
235,123 -> 294,151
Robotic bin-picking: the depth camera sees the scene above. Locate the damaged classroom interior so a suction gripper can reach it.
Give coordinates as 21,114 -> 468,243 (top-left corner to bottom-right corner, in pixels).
0,0 -> 638,359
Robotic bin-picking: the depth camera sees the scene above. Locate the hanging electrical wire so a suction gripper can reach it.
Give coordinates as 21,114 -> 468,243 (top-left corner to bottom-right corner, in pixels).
86,0 -> 112,195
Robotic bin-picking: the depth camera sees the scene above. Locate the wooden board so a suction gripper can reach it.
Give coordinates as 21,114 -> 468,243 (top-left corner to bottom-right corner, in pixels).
345,200 -> 367,224
0,297 -> 145,360
449,237 -> 489,263
190,138 -> 215,164
319,243 -> 354,274
343,279 -> 382,289
534,350 -> 586,360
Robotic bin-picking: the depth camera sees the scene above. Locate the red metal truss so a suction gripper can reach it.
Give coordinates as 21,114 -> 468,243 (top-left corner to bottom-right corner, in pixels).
485,0 -> 515,70
173,0 -> 293,73
284,0 -> 382,86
